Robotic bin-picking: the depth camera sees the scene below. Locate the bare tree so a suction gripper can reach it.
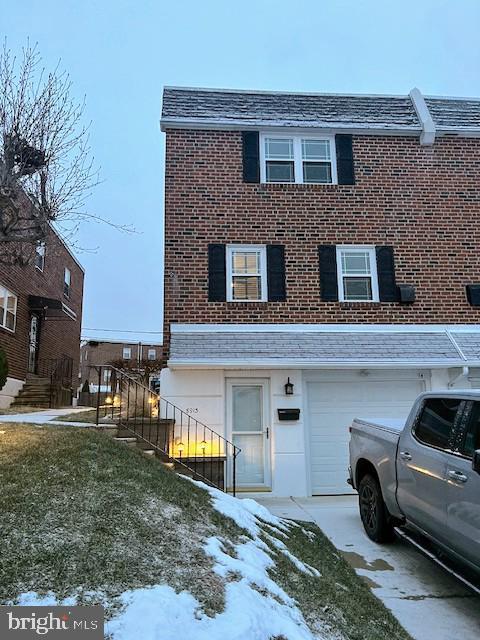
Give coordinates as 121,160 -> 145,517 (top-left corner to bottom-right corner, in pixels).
0,42 -> 100,264
109,358 -> 163,387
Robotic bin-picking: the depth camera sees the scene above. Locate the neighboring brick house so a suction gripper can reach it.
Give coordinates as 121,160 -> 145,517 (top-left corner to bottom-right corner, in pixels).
160,86 -> 480,496
79,339 -> 162,387
0,227 -> 84,407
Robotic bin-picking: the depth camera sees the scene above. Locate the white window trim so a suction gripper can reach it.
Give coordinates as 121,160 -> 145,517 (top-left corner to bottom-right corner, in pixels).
226,244 -> 268,303
123,347 -> 132,360
259,132 -> 338,185
336,245 -> 379,303
64,267 -> 71,298
147,348 -> 156,360
0,284 -> 18,333
35,242 -> 46,272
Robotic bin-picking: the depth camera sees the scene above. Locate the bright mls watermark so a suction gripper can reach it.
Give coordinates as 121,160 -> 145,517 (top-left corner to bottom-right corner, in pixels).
0,606 -> 103,638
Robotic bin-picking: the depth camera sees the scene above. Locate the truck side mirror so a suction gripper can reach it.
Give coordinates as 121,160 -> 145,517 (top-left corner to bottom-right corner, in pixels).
473,450 -> 480,475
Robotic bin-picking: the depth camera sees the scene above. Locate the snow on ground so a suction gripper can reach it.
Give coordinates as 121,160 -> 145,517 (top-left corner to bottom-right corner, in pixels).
15,480 -> 326,640
105,480 -> 324,639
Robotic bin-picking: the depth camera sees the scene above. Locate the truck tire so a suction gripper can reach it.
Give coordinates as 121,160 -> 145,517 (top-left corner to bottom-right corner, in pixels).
358,474 -> 395,543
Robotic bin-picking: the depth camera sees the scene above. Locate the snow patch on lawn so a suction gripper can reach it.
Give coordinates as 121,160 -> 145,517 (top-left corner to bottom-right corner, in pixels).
15,481 -> 325,639
105,582 -> 316,640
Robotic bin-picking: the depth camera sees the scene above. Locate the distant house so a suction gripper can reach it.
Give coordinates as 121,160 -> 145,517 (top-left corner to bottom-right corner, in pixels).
79,339 -> 162,388
0,227 -> 84,408
159,85 -> 480,497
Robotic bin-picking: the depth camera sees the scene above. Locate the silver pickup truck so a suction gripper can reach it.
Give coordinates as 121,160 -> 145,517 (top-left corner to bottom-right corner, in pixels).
349,391 -> 480,576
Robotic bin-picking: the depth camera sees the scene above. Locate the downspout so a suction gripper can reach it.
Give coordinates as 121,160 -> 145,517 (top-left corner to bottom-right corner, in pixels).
448,366 -> 469,388
409,87 -> 436,145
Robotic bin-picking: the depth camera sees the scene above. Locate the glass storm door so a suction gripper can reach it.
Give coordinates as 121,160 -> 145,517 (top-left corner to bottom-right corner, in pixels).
28,314 -> 40,374
228,381 -> 271,489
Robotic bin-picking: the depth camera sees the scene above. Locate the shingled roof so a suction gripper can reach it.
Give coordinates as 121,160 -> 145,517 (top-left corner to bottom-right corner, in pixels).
168,325 -> 480,368
161,87 -> 480,134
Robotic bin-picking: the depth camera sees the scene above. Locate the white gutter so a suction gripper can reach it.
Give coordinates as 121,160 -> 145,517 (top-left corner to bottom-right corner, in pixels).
167,359 -> 480,370
160,116 -> 421,135
409,88 -> 436,145
170,323 -> 480,333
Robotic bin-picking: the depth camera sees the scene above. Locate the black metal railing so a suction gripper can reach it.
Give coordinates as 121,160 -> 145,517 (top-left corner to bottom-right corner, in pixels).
37,356 -> 74,407
90,365 -> 241,495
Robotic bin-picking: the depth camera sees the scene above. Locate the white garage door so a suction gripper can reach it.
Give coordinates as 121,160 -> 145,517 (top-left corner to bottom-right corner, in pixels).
307,371 -> 425,495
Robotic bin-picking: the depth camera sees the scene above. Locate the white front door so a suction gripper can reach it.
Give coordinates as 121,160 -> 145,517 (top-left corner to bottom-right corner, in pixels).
227,380 -> 271,490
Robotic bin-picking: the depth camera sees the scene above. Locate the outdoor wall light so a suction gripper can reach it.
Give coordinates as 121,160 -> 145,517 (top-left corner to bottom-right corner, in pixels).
284,378 -> 294,395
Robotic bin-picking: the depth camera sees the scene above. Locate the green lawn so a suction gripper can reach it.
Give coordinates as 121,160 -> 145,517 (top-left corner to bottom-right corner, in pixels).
54,409 -> 98,423
0,423 -> 412,639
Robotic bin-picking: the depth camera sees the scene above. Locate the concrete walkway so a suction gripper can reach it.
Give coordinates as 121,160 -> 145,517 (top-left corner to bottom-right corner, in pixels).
0,407 -> 97,427
256,495 -> 480,640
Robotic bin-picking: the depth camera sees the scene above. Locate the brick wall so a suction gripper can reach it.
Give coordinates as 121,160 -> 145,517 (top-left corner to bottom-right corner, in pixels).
0,229 -> 84,383
163,129 -> 480,356
80,341 -> 161,383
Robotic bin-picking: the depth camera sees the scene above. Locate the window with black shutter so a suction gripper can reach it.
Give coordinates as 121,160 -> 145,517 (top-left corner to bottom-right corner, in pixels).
266,245 -> 286,302
208,244 -> 227,302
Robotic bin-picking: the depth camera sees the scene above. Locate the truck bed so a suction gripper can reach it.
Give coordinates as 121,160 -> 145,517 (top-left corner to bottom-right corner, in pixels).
349,417 -> 404,518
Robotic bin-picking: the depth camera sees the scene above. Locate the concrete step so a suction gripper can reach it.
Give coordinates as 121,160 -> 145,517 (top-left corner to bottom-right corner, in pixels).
114,436 -> 137,444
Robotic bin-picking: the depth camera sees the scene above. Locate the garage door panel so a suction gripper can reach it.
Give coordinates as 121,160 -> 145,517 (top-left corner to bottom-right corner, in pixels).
307,374 -> 424,495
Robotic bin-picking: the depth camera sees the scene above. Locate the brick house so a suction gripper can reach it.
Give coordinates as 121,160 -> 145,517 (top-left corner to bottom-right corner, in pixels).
79,339 -> 162,388
159,86 -> 480,496
0,227 -> 84,407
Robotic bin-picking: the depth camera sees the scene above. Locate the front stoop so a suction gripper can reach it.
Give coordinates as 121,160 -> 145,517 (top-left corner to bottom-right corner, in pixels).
11,377 -> 52,408
103,424 -> 223,484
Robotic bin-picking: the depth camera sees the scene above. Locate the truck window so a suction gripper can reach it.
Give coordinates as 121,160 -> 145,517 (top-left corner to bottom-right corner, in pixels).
414,398 -> 461,450
461,401 -> 480,458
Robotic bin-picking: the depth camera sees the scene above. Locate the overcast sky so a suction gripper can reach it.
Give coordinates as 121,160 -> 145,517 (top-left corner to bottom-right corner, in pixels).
3,0 -> 480,343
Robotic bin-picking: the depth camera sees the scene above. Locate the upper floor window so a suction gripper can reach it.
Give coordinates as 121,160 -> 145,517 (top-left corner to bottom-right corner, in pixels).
336,246 -> 379,302
0,285 -> 17,332
227,245 -> 267,302
64,268 -> 71,298
35,242 -> 46,271
123,347 -> 132,360
260,134 -> 336,185
147,348 -> 156,360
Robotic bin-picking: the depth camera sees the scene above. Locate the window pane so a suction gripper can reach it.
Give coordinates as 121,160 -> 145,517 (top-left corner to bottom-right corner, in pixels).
303,162 -> 332,184
233,386 -> 262,432
266,161 -> 295,183
343,277 -> 372,301
232,276 -> 261,300
463,402 -> 480,458
415,398 -> 461,450
302,139 -> 330,160
232,251 -> 260,274
341,251 -> 371,274
264,138 -> 294,159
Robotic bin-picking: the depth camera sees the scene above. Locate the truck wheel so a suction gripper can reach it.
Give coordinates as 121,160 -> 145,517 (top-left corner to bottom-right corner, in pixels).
358,474 -> 395,543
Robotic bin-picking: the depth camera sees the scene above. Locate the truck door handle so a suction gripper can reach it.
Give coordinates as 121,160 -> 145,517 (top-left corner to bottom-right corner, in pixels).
399,451 -> 412,461
447,470 -> 468,484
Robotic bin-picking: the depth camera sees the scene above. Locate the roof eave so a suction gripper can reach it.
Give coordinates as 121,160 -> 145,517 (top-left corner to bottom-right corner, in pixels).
160,116 -> 421,136
167,358 -> 480,370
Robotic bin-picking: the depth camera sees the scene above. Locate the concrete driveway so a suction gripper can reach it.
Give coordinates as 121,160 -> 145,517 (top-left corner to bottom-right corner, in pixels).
256,495 -> 480,640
